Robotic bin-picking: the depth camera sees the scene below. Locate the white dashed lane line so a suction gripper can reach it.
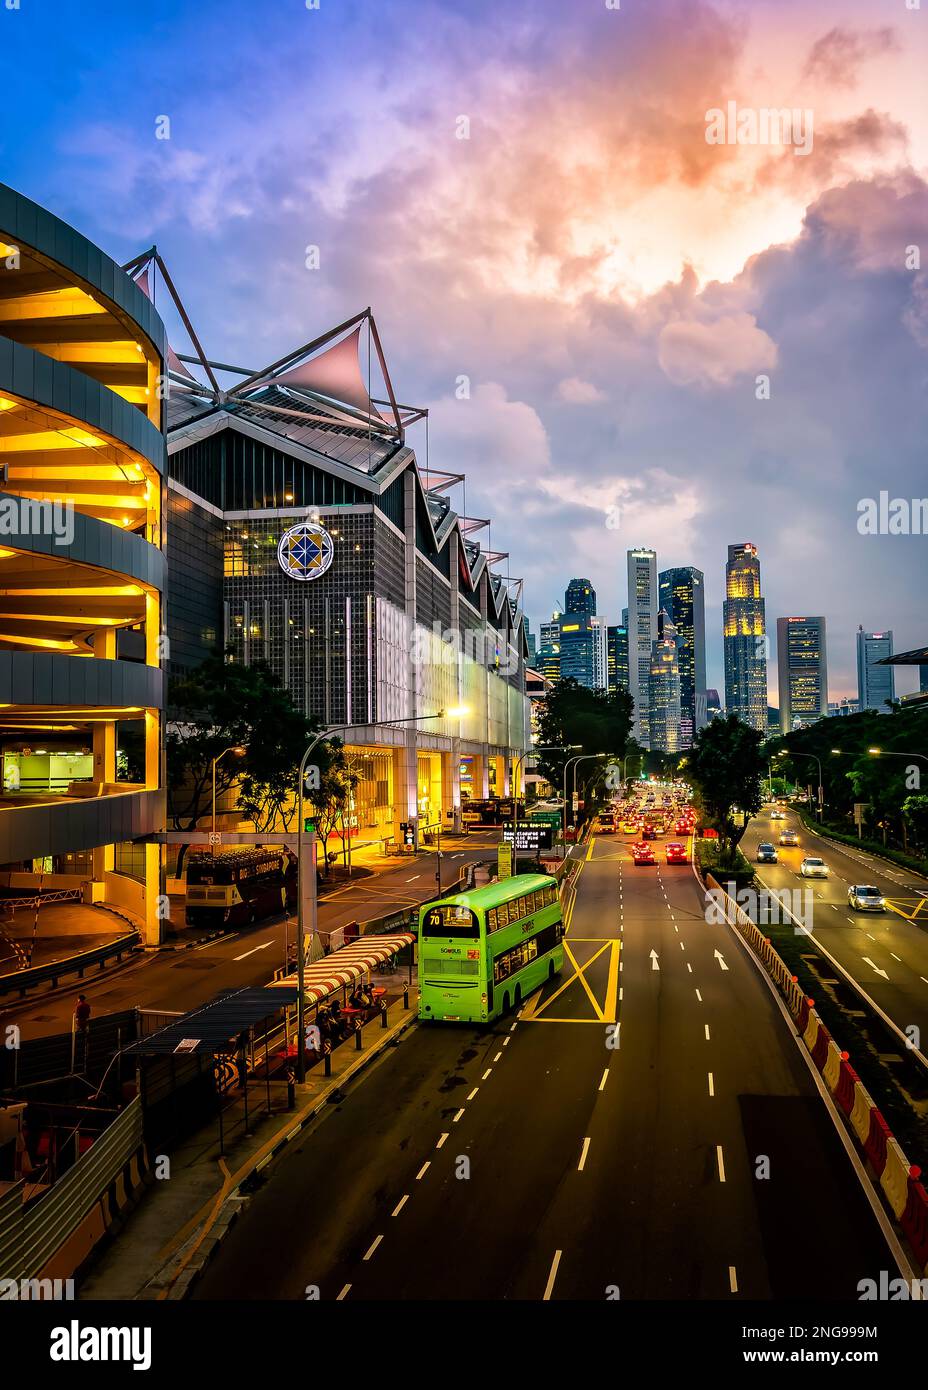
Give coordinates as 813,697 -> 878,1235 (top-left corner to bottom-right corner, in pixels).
363,1235 -> 383,1261
392,1195 -> 409,1217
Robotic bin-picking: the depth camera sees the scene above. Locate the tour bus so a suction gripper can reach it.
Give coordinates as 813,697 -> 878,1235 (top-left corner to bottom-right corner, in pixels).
418,873 -> 564,1023
461,797 -> 515,827
185,847 -> 297,928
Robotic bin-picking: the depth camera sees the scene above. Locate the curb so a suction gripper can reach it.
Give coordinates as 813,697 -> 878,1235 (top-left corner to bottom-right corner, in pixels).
160,1007 -> 420,1299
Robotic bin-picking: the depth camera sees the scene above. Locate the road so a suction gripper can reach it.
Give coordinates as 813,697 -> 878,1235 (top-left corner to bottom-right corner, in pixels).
0,833 -> 498,1039
194,829 -> 895,1301
741,807 -> 928,1051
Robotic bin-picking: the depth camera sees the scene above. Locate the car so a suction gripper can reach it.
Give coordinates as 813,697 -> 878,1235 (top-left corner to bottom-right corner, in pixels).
665,842 -> 689,864
848,885 -> 886,912
632,841 -> 656,865
778,830 -> 799,846
674,820 -> 691,835
621,820 -> 640,834
770,809 -> 785,820
598,813 -> 616,833
800,857 -> 829,878
756,842 -> 778,863
641,825 -> 656,840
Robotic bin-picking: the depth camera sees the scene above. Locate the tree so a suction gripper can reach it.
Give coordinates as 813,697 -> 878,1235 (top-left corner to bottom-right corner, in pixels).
533,678 -> 635,804
687,714 -> 765,863
902,794 -> 928,854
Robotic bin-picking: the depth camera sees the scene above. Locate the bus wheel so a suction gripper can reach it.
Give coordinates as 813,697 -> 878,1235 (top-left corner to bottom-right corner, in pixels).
514,985 -> 522,1008
502,991 -> 510,1014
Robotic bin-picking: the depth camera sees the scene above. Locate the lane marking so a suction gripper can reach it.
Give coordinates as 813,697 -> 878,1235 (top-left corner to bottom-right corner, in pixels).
466,1088 -> 479,1101
482,1068 -> 492,1080
716,1146 -> 726,1182
729,1266 -> 738,1294
708,1072 -> 715,1097
337,1284 -> 352,1300
392,1195 -> 409,1217
416,1162 -> 430,1180
695,989 -> 702,1002
493,1051 -> 502,1062
599,1068 -> 609,1092
543,1250 -> 562,1301
704,1024 -> 711,1040
436,1133 -> 449,1149
452,1108 -> 465,1123
578,1137 -> 591,1171
363,1235 -> 383,1261
406,875 -> 421,882
503,1037 -> 510,1047
232,940 -> 273,962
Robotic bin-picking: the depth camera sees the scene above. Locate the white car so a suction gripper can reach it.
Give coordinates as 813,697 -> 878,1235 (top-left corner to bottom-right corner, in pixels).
848,885 -> 886,912
800,857 -> 829,878
770,809 -> 786,821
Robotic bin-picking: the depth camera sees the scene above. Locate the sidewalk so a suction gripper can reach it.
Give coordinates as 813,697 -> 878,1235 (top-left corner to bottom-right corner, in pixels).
79,993 -> 419,1301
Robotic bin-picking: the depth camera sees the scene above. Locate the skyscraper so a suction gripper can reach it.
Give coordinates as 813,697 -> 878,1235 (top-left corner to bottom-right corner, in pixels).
591,615 -> 609,691
540,610 -> 561,648
777,616 -> 828,733
522,616 -> 537,663
565,578 -> 596,616
627,548 -> 659,748
649,612 -> 682,753
537,640 -> 561,683
856,628 -> 895,712
559,614 -> 596,687
659,566 -> 707,747
723,542 -> 767,733
607,623 -> 629,692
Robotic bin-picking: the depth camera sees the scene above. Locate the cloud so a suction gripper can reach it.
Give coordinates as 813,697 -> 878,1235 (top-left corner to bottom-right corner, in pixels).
556,377 -> 606,404
803,26 -> 900,90
657,313 -> 778,387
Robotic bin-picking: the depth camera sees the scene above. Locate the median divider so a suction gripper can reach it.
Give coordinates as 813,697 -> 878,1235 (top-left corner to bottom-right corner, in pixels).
705,872 -> 928,1276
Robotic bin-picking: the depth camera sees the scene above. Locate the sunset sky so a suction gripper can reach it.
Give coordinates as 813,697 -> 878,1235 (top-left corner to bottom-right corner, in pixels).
3,0 -> 927,699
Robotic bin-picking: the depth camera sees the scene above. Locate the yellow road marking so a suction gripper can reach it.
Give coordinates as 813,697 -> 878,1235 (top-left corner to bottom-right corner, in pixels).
603,939 -> 621,1022
530,940 -> 610,1019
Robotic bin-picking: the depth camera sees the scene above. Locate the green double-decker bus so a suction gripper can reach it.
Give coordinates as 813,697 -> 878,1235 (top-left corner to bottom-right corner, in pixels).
418,873 -> 564,1023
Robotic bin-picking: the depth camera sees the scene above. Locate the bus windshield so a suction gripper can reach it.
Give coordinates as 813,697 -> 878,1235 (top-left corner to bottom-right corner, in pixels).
421,904 -> 479,938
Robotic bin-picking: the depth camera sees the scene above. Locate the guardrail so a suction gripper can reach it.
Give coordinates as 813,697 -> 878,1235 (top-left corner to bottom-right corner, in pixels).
0,889 -> 83,914
706,873 -> 928,1273
0,931 -> 140,1000
0,1096 -> 145,1281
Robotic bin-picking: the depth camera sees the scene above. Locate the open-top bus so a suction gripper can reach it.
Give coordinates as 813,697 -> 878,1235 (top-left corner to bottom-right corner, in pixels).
418,873 -> 563,1023
185,847 -> 297,928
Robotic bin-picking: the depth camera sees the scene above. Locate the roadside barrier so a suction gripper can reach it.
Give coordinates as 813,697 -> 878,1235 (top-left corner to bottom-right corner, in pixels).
705,873 -> 927,1274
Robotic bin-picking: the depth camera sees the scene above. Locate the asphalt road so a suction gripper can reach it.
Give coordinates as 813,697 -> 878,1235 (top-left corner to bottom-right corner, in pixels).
194,830 -> 894,1301
0,834 -> 498,1039
741,807 -> 928,1049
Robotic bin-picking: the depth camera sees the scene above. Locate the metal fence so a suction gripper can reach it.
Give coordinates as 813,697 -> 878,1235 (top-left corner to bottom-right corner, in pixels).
0,931 -> 139,999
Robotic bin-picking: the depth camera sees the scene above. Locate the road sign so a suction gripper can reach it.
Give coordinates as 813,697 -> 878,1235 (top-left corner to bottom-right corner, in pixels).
503,820 -> 552,851
497,843 -> 513,879
303,818 -> 315,833
208,832 -> 222,846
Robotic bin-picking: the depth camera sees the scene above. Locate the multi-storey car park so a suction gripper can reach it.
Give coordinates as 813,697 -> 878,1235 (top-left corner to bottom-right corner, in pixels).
0,184 -> 166,948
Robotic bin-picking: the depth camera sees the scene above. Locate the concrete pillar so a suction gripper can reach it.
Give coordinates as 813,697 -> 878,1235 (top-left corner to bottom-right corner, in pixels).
403,471 -> 420,839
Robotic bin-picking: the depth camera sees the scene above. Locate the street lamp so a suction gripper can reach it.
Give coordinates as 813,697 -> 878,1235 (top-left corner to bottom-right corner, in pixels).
868,747 -> 928,763
211,746 -> 245,836
293,707 -> 464,1082
572,754 -> 608,829
558,748 -> 586,854
510,744 -> 575,871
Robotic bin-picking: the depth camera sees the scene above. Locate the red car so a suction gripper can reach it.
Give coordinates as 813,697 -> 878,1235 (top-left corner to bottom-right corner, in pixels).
674,820 -> 691,835
665,842 -> 689,864
632,841 -> 656,865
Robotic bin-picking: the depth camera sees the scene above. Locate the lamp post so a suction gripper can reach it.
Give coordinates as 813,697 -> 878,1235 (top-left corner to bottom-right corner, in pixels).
867,747 -> 928,765
294,708 -> 463,1082
622,751 -> 641,786
572,754 -> 608,830
510,744 -> 574,872
211,746 -> 245,837
557,747 -> 585,857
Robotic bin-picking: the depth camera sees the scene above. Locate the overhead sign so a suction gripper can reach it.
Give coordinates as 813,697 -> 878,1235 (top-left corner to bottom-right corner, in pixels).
503,821 -> 552,851
277,520 -> 335,582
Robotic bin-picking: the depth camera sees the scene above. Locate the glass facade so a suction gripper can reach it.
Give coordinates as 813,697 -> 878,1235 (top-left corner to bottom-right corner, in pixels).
777,616 -> 828,733
856,628 -> 895,712
723,543 -> 767,733
658,567 -> 706,747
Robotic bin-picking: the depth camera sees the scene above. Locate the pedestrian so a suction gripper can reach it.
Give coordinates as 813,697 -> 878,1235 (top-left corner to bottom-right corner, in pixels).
74,994 -> 91,1032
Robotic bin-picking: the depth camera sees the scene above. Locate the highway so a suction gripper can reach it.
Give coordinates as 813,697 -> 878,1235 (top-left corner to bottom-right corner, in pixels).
194,829 -> 896,1301
741,807 -> 928,1052
0,833 -> 497,1039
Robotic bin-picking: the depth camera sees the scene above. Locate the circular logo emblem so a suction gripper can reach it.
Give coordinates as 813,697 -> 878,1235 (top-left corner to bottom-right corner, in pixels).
277,521 -> 335,582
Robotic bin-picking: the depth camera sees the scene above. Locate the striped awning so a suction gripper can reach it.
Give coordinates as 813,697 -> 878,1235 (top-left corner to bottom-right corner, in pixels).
269,932 -> 415,1006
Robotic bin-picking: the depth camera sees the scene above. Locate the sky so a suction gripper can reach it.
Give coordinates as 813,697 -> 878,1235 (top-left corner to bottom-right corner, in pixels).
2,0 -> 926,701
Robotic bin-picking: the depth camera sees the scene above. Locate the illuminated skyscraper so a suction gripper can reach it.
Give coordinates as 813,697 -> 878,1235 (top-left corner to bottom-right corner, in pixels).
649,612 -> 682,753
565,578 -> 596,616
607,623 -> 629,692
658,566 -> 706,747
627,549 -> 659,748
591,615 -> 609,691
856,628 -> 894,712
777,616 -> 828,733
722,542 -> 767,733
